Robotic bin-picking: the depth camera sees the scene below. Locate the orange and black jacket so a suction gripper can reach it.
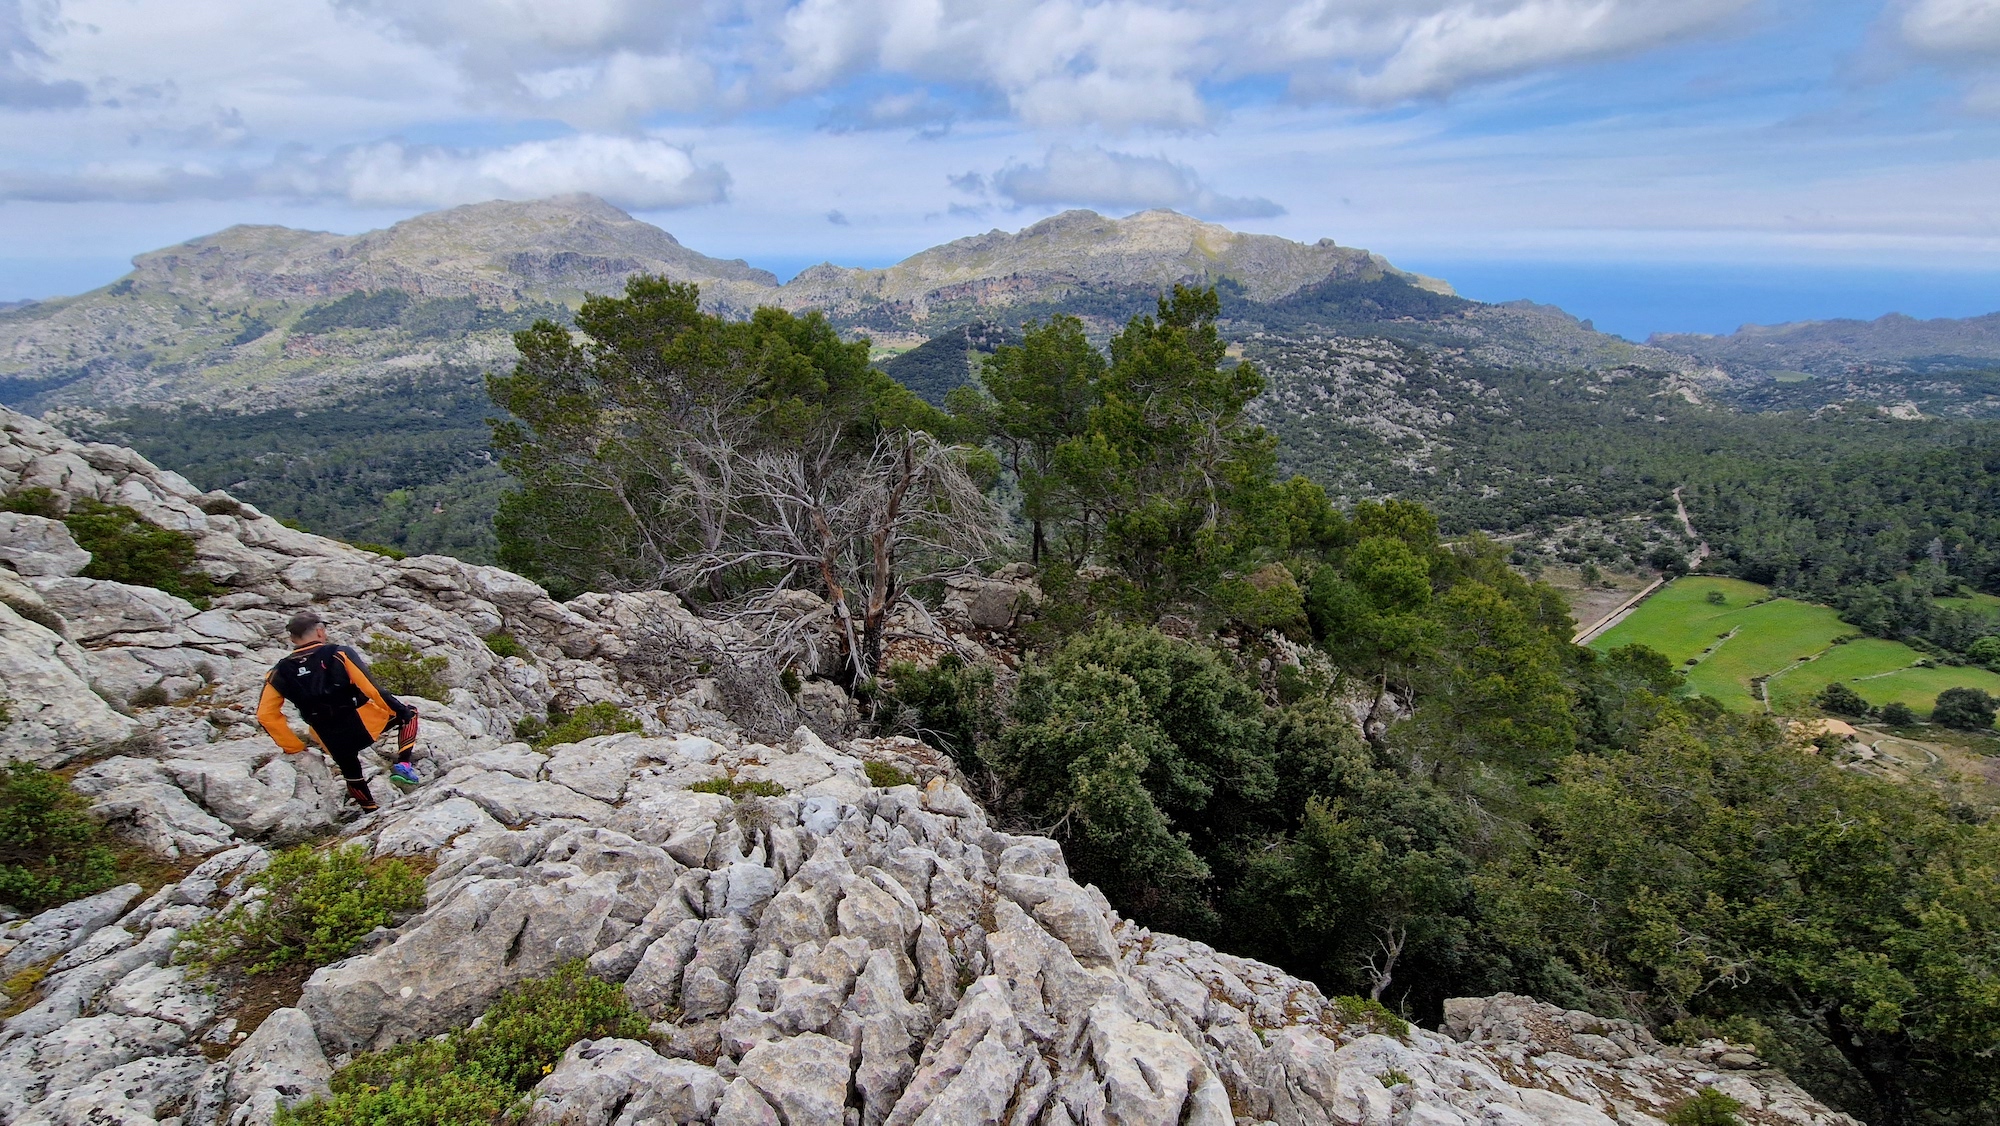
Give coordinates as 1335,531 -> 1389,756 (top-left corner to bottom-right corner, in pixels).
258,642 -> 415,756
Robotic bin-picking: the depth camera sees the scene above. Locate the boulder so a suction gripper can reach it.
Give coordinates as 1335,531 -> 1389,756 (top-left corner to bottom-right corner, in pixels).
524,1038 -> 725,1125
0,601 -> 137,764
0,513 -> 89,577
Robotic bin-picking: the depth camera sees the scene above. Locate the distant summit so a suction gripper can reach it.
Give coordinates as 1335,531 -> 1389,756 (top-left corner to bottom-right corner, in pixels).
0,196 -> 1455,409
127,194 -> 779,309
775,208 -> 1450,324
1652,310 -> 2000,377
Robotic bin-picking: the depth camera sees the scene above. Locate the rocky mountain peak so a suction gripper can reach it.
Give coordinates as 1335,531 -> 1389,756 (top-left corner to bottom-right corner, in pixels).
0,409 -> 1864,1126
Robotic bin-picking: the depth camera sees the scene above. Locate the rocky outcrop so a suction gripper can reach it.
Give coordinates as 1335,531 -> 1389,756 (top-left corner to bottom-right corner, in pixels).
0,410 -> 1863,1126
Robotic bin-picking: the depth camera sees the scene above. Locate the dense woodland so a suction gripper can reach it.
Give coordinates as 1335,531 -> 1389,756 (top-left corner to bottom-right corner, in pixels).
482,278 -> 2000,1126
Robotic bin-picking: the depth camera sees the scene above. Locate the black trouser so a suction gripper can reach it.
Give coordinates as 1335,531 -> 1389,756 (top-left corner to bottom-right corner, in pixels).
308,712 -> 411,807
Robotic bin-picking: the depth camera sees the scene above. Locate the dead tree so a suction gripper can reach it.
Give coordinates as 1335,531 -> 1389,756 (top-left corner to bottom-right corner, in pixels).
672,428 -> 1000,683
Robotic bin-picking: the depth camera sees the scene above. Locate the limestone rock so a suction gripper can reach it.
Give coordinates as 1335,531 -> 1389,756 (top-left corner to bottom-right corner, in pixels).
0,513 -> 89,577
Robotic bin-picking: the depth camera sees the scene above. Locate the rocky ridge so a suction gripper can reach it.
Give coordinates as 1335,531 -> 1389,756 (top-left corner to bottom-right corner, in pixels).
0,408 -> 1861,1126
0,199 -> 1445,411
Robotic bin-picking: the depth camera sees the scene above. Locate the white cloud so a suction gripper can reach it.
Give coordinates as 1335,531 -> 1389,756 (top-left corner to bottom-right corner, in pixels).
292,0 -> 1761,130
1901,0 -> 2000,55
321,135 -> 728,209
989,144 -> 1282,219
0,134 -> 730,209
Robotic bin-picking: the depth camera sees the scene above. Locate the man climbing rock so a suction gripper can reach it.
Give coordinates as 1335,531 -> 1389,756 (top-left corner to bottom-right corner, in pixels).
257,610 -> 422,812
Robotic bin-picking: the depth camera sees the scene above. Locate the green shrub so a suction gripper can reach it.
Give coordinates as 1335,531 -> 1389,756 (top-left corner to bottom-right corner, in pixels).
1330,995 -> 1410,1038
864,761 -> 916,789
1664,1088 -> 1745,1126
482,631 -> 528,659
178,844 -> 424,975
1705,589 -> 1727,605
279,962 -> 648,1126
1880,701 -> 1918,727
60,499 -> 221,609
1378,1069 -> 1411,1087
0,762 -> 120,912
884,655 -> 1000,771
521,702 -> 640,751
687,776 -> 785,799
1813,682 -> 1872,718
1932,686 -> 1997,731
362,635 -> 451,703
0,487 -> 61,518
351,542 -> 408,560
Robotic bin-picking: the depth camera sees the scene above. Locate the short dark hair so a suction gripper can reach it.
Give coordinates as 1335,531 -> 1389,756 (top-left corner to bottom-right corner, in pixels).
285,610 -> 325,640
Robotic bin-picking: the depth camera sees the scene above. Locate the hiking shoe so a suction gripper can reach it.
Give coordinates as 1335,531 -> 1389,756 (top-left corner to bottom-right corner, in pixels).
390,762 -> 421,789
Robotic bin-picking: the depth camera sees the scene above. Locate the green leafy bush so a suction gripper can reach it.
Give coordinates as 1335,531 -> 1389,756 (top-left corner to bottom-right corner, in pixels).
1664,1088 -> 1745,1126
1813,682 -> 1872,718
351,542 -> 408,560
864,761 -> 916,788
13,497 -> 222,609
687,776 -> 786,799
884,655 -> 1000,771
178,844 -> 424,975
1880,701 -> 1918,727
482,631 -> 527,659
518,702 -> 640,751
362,635 -> 451,703
278,961 -> 648,1126
0,487 -> 60,518
0,763 -> 120,912
1330,994 -> 1411,1038
1932,686 -> 1996,731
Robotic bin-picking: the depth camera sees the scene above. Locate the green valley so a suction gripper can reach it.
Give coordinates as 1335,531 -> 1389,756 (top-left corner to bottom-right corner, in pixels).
1591,575 -> 2000,717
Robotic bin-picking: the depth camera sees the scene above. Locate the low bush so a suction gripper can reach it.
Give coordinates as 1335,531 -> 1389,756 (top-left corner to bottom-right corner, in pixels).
1,487 -> 61,518
177,844 -> 424,975
278,961 -> 648,1126
0,763 -> 120,913
883,654 -> 1000,771
3,494 -> 223,609
687,776 -> 786,799
517,702 -> 640,751
1879,701 -> 1918,727
362,635 -> 451,703
1664,1088 -> 1745,1126
351,542 -> 407,560
1330,995 -> 1410,1038
863,761 -> 915,789
482,631 -> 528,659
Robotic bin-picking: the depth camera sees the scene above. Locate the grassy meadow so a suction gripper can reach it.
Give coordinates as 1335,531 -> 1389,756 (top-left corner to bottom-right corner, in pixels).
1590,575 -> 2000,717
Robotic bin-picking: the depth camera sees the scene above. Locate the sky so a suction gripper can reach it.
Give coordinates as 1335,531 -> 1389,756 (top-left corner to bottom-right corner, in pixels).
1,0 -> 1998,339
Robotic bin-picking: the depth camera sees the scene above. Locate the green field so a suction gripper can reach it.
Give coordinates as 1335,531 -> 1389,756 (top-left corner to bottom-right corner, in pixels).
1590,576 -> 2000,717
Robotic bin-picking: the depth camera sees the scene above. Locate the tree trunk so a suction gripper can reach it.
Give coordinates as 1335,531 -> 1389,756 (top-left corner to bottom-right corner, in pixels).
1823,1009 -> 1915,1126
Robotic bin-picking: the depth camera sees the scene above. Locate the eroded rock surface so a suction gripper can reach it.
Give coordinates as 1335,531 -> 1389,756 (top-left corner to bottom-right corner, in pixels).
0,409 -> 1863,1126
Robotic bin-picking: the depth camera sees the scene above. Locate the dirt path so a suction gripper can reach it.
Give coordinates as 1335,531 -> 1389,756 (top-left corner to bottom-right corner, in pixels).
1572,578 -> 1666,645
1570,485 -> 1711,645
1673,486 -> 1712,570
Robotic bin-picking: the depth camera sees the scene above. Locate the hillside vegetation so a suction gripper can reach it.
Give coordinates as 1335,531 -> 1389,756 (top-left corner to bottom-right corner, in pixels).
462,276 -> 2000,1125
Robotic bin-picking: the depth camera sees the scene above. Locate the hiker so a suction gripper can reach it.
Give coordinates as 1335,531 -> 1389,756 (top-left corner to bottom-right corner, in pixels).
256,610 -> 422,812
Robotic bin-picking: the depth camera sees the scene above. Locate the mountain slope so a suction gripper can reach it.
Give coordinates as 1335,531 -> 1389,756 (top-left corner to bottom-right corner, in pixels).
0,196 -> 778,408
0,408 -> 1865,1126
1653,310 -> 2000,377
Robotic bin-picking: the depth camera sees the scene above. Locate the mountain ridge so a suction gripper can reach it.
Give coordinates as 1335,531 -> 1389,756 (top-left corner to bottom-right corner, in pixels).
0,196 -> 1469,409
